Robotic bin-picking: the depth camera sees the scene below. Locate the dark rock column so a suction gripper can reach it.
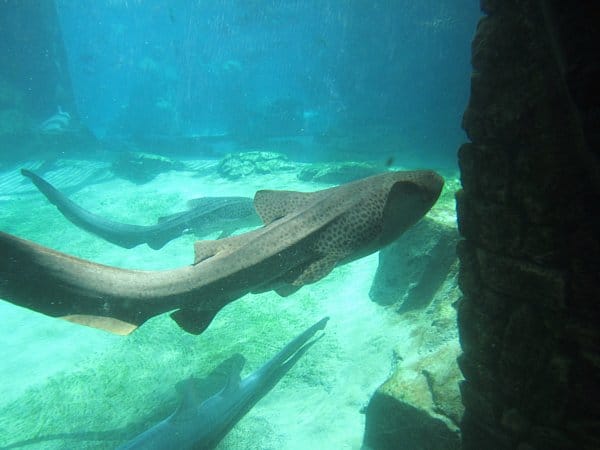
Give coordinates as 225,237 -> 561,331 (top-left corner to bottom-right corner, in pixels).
456,1 -> 600,450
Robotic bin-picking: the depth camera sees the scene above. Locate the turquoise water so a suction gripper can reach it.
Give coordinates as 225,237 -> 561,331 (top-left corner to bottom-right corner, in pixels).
0,1 -> 475,448
0,158 -> 458,449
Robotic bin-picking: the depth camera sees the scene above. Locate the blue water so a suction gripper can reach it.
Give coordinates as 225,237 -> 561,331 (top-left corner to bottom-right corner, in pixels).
55,0 -> 480,165
0,1 -> 477,448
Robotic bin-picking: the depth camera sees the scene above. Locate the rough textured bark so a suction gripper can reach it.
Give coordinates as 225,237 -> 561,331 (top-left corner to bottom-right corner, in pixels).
457,1 -> 600,449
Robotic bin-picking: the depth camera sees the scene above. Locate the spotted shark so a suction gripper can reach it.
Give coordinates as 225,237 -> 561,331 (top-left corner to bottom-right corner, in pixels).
0,170 -> 443,335
117,317 -> 328,450
21,169 -> 261,249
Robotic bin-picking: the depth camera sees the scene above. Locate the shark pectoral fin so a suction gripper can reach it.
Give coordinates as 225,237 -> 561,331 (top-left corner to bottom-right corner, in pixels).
291,254 -> 339,286
147,236 -> 173,250
169,308 -> 219,334
254,190 -> 322,224
193,231 -> 258,264
61,315 -> 138,335
193,240 -> 225,264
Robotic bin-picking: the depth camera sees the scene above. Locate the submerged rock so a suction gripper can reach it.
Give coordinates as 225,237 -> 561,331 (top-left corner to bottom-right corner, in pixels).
370,217 -> 459,310
217,151 -> 295,179
111,151 -> 186,184
362,342 -> 462,450
363,213 -> 463,450
297,161 -> 382,184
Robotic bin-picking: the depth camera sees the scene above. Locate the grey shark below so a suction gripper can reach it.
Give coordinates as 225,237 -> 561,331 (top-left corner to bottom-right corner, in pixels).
0,170 -> 443,335
0,318 -> 328,449
117,317 -> 328,450
21,169 -> 261,249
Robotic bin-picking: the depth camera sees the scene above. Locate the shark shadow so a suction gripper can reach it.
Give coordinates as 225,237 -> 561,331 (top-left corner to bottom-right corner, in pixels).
0,317 -> 328,450
0,170 -> 443,335
21,169 -> 261,249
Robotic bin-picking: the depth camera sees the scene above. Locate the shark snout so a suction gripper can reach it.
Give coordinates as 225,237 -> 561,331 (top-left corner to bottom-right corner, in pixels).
417,170 -> 444,204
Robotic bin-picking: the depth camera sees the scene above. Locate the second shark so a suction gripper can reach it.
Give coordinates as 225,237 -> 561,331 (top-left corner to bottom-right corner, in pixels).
21,169 -> 261,249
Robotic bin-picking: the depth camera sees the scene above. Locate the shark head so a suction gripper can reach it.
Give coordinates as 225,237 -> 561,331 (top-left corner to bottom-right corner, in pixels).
378,169 -> 444,246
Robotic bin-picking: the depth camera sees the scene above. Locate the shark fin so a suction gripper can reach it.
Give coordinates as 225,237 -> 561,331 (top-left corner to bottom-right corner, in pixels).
200,354 -> 246,395
222,359 -> 244,396
61,314 -> 138,335
146,236 -> 173,250
176,355 -> 246,401
171,378 -> 207,425
253,190 -> 322,224
172,354 -> 246,423
275,284 -> 302,297
291,254 -> 339,286
193,231 -> 257,264
193,240 -> 227,264
174,378 -> 206,417
169,308 -> 219,334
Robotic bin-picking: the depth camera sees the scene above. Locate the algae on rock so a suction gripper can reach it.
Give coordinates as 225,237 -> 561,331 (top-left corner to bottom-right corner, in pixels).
217,151 -> 296,179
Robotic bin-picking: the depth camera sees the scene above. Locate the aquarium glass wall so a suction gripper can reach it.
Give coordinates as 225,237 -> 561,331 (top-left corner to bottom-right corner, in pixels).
0,1 -> 480,448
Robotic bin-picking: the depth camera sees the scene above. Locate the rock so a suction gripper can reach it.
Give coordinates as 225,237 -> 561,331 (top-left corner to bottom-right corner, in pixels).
297,162 -> 382,184
111,151 -> 186,184
369,217 -> 459,310
363,263 -> 463,450
363,343 -> 463,450
217,151 -> 295,179
457,2 -> 600,449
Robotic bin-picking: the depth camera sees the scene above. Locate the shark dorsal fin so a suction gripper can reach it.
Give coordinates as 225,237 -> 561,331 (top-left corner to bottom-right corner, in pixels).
253,190 -> 321,224
221,355 -> 245,396
172,354 -> 246,423
171,378 -> 205,425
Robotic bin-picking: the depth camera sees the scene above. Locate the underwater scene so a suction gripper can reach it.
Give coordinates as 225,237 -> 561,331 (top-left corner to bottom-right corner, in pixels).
0,1 -> 480,449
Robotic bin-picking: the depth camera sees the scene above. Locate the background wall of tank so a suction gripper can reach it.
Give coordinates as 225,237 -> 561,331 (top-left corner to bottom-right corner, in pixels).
56,0 -> 479,164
